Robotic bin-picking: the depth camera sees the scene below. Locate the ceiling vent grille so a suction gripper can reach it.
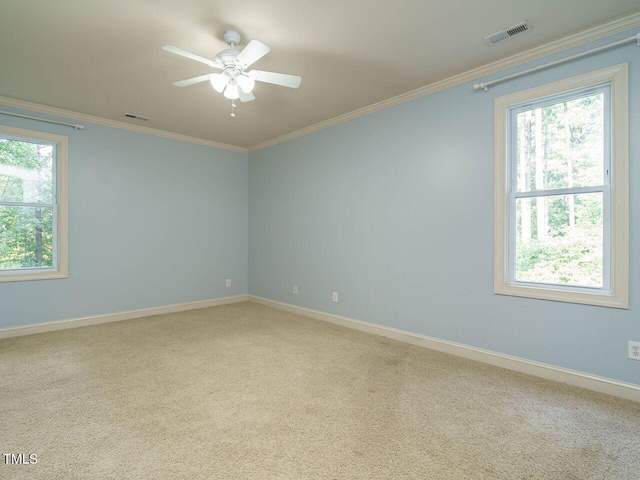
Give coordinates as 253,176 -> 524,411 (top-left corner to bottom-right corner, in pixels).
484,21 -> 530,45
124,113 -> 149,121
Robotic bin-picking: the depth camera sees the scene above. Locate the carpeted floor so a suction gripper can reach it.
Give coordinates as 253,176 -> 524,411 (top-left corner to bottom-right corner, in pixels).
1,302 -> 639,479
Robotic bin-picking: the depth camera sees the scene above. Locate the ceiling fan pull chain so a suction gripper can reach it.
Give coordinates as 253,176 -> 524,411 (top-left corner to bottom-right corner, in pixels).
230,100 -> 236,117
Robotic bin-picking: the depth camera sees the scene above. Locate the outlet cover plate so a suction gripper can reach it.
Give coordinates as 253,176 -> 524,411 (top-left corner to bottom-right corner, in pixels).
629,341 -> 640,360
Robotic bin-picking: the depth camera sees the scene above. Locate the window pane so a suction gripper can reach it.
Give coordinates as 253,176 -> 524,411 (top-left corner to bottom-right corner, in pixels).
515,193 -> 603,288
0,206 -> 53,269
0,138 -> 54,204
515,92 -> 604,192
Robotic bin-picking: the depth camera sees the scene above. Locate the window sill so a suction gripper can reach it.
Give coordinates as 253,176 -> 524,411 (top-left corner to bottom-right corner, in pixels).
494,282 -> 628,309
0,269 -> 68,283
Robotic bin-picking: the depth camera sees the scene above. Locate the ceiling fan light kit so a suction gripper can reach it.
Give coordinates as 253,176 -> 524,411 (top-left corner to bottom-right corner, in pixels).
235,74 -> 255,94
223,80 -> 240,100
209,73 -> 228,93
163,30 -> 301,117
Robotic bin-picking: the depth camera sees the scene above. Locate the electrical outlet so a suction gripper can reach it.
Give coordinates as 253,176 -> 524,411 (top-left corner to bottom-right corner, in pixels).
629,341 -> 640,360
226,279 -> 231,287
293,285 -> 298,295
332,292 -> 338,302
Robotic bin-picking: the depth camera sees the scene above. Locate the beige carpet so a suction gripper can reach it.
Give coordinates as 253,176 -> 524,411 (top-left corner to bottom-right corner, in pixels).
1,302 -> 639,479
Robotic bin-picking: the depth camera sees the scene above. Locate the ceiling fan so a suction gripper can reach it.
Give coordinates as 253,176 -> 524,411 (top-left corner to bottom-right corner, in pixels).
163,31 -> 302,105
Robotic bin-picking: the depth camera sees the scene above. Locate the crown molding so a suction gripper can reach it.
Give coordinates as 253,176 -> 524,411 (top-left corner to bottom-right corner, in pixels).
248,12 -> 640,153
1,11 -> 638,154
0,95 -> 248,154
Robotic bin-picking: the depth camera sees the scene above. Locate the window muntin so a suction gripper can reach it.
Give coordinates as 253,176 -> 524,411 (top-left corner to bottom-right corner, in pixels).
0,125 -> 68,282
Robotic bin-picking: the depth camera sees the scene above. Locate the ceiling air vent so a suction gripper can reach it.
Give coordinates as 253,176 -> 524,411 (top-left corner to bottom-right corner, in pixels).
124,113 -> 149,121
484,21 -> 531,46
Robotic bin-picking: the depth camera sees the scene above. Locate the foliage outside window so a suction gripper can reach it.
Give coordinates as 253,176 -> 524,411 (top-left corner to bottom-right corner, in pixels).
0,125 -> 68,282
494,65 -> 628,308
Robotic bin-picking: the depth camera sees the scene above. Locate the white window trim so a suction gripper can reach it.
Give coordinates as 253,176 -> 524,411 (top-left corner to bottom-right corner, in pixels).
0,125 -> 68,282
494,64 -> 628,309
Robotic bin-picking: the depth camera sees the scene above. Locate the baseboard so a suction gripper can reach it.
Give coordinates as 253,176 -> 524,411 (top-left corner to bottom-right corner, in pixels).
0,295 -> 249,339
249,295 -> 640,403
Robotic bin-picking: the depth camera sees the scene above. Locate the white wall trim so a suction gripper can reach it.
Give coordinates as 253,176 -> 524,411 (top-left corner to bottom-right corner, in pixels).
3,293 -> 638,402
249,295 -> 640,403
0,295 -> 249,339
247,13 -> 640,153
0,96 -> 248,154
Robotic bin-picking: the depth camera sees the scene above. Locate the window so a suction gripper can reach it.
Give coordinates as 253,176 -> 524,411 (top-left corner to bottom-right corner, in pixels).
494,64 -> 628,308
0,125 -> 68,282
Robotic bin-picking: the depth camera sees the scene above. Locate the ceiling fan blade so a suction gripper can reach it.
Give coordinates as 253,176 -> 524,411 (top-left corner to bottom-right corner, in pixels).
235,40 -> 271,68
238,89 -> 255,103
248,70 -> 302,88
173,74 -> 212,87
162,45 -> 222,68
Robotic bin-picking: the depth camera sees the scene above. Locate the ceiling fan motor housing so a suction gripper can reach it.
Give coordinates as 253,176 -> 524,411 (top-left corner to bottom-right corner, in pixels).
216,48 -> 240,66
223,30 -> 241,46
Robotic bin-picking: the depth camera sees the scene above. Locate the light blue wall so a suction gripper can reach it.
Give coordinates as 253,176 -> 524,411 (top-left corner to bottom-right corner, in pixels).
0,109 -> 248,328
249,28 -> 640,385
1,28 -> 638,387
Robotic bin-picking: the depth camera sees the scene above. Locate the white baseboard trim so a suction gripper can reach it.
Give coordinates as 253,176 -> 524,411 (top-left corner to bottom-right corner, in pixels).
0,295 -> 249,339
249,295 -> 640,403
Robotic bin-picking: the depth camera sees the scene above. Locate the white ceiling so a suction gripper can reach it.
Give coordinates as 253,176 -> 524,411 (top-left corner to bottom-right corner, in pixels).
1,0 -> 639,150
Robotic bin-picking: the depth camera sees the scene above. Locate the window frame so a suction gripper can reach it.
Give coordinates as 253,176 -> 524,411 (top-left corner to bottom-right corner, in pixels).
494,64 -> 628,308
0,124 -> 68,282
